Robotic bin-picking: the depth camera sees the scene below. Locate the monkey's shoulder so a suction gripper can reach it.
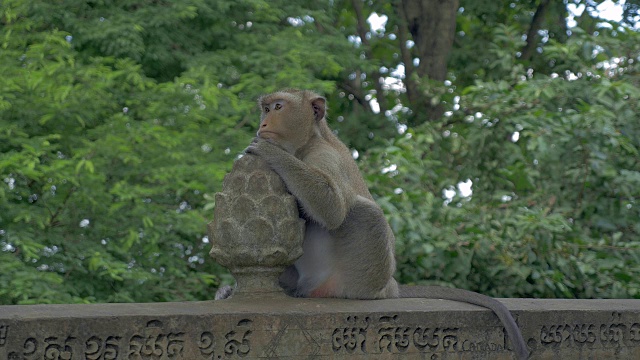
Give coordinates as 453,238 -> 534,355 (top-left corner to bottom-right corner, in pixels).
299,141 -> 342,164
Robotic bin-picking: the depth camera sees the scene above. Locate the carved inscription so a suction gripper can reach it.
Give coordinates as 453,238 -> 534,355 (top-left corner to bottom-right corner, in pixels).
600,324 -> 626,348
540,324 -> 597,347
539,323 -> 640,349
330,314 -> 640,356
3,318 -> 257,360
128,320 -> 185,359
86,335 -> 121,359
533,313 -> 640,351
223,319 -> 252,357
413,326 -> 440,351
44,336 -> 76,360
9,336 -> 79,360
332,316 -> 369,353
461,339 -> 505,352
630,323 -> 640,345
197,331 -> 216,359
3,311 -> 640,358
376,315 -> 460,354
0,324 -> 7,347
378,315 -> 411,353
331,315 -> 461,355
24,337 -> 38,358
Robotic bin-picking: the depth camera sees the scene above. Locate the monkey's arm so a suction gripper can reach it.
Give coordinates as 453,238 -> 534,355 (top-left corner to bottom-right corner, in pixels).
247,139 -> 348,229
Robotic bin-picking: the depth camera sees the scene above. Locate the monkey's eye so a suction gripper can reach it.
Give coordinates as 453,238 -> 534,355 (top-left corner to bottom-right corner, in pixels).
264,106 -> 270,113
274,103 -> 282,110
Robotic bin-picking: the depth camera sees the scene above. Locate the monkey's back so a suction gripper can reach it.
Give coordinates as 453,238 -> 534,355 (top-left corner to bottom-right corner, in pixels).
316,119 -> 374,201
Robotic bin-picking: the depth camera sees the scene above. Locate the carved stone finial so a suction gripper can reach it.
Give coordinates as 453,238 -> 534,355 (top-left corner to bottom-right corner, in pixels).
208,153 -> 305,298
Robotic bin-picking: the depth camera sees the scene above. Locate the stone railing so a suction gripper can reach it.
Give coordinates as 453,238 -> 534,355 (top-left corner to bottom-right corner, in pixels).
1,298 -> 640,359
2,154 -> 639,359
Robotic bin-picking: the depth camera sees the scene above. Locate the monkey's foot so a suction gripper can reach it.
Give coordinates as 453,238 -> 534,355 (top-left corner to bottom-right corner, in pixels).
215,285 -> 233,300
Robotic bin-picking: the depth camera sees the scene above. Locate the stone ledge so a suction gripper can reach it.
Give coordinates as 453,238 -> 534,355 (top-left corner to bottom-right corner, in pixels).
1,298 -> 639,359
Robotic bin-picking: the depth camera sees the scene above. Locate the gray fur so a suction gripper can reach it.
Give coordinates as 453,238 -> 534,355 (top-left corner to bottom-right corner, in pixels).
217,90 -> 529,360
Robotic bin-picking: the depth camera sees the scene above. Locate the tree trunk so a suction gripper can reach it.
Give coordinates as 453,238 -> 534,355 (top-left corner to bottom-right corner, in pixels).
352,0 -> 388,115
521,0 -> 551,61
396,0 -> 458,124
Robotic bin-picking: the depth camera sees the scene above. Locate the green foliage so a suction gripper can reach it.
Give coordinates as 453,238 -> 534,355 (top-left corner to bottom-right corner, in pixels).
0,1 -> 244,304
363,20 -> 640,299
1,0 -> 639,303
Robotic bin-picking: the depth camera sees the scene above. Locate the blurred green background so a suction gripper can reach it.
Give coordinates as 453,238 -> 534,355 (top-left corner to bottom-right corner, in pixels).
1,0 -> 638,304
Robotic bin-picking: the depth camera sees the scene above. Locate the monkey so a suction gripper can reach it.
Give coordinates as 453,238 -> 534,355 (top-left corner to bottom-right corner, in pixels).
217,89 -> 529,359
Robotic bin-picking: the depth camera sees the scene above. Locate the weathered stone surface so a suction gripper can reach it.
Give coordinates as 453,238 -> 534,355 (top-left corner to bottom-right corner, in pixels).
208,154 -> 305,298
1,298 -> 639,359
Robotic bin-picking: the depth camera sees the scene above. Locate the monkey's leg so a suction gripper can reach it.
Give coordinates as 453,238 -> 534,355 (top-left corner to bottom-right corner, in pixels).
278,265 -> 300,297
290,223 -> 338,297
329,196 -> 398,299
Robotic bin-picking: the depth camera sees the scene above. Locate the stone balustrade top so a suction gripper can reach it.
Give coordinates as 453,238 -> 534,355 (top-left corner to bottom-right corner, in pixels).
1,297 -> 639,359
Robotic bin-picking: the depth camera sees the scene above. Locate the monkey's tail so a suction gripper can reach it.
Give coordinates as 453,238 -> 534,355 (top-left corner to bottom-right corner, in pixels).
399,285 -> 529,360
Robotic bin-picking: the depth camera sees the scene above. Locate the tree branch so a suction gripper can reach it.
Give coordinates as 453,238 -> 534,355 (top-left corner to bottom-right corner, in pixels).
338,81 -> 372,112
49,187 -> 76,228
394,1 -> 417,105
351,0 -> 388,114
521,0 -> 551,61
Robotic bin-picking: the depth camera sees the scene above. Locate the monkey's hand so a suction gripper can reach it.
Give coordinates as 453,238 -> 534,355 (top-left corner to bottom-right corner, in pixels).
245,137 -> 287,161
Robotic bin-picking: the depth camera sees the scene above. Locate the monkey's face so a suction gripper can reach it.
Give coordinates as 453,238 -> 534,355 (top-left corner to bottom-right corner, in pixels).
256,90 -> 327,154
257,93 -> 312,152
258,99 -> 287,140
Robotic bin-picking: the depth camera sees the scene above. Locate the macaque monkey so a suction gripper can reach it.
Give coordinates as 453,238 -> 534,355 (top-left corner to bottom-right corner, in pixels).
219,89 -> 528,359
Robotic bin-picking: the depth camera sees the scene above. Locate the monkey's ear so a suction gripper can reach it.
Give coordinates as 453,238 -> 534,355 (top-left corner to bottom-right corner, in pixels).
311,97 -> 326,121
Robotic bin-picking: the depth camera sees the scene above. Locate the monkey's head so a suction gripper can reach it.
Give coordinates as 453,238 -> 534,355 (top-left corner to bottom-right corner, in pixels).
257,89 -> 326,153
